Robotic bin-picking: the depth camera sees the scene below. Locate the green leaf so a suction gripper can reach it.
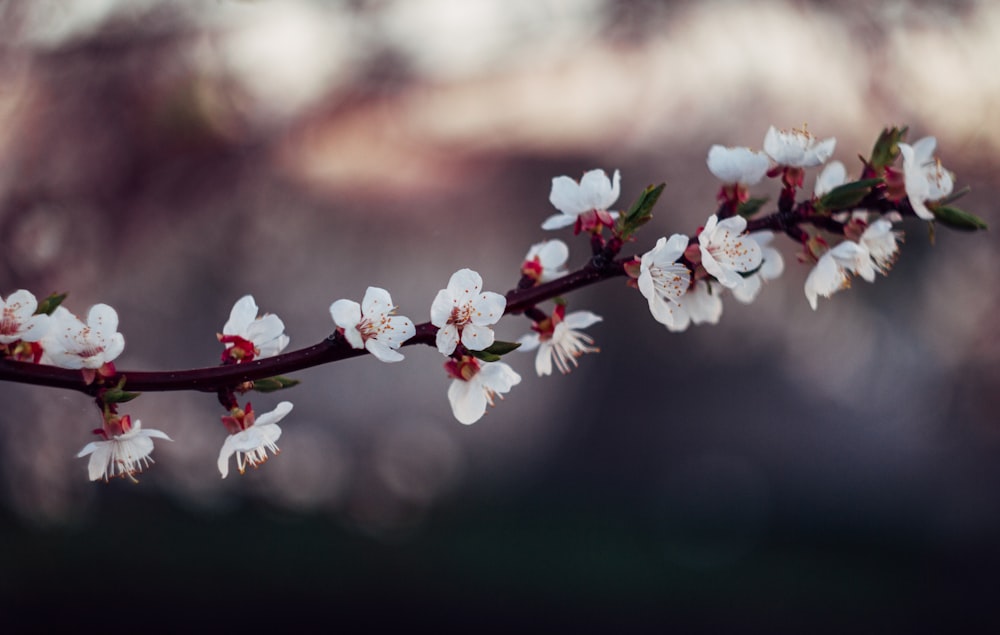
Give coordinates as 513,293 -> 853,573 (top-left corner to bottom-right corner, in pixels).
253,376 -> 301,393
615,183 -> 665,240
481,340 -> 522,356
468,350 -> 502,363
35,292 -> 67,315
932,205 -> 988,231
737,197 -> 768,218
869,126 -> 908,171
817,178 -> 883,212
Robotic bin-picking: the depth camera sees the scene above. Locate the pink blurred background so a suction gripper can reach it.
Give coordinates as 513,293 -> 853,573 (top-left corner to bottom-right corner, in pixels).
1,0 -> 998,628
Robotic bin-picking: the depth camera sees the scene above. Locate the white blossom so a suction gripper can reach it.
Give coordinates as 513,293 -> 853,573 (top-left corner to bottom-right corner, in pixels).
0,289 -> 50,345
732,231 -> 785,304
637,234 -> 692,331
220,295 -> 289,360
522,239 -> 569,282
665,280 -> 724,333
899,137 -> 954,221
706,145 -> 769,185
698,214 -> 762,289
430,268 -> 506,356
859,219 -> 902,275
543,168 -> 621,231
804,241 -> 873,310
518,309 -> 601,376
77,416 -> 172,482
446,358 -> 521,425
763,125 -> 836,168
218,401 -> 293,478
41,304 -> 124,369
330,287 -> 415,363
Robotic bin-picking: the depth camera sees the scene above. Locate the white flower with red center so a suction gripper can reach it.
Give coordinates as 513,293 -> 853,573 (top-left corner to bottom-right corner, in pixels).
444,356 -> 521,425
41,304 -> 125,370
521,239 -> 569,283
218,401 -> 292,478
518,306 -> 602,376
430,268 -> 506,356
859,218 -> 902,275
707,145 -> 769,185
763,125 -> 836,168
804,240 -> 874,310
898,137 -> 954,221
0,289 -> 50,345
637,234 -> 692,331
698,214 -> 763,289
542,168 -> 621,233
218,295 -> 289,363
76,415 -> 172,482
732,231 -> 785,304
330,287 -> 415,363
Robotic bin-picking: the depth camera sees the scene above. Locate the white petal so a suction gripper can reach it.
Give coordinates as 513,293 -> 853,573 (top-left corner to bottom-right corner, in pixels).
814,160 -> 846,197
330,299 -> 364,349
537,239 -> 569,269
541,214 -> 578,230
460,323 -> 495,351
549,175 -> 588,216
448,378 -> 487,425
378,316 -> 415,349
517,332 -> 540,352
223,295 -> 258,335
447,268 -> 483,300
436,324 -> 459,355
429,289 -> 454,327
87,304 -> 120,339
254,401 -> 293,427
562,311 -> 602,330
534,342 -> 553,377
470,292 -> 506,326
361,286 -> 393,318
367,339 -> 405,363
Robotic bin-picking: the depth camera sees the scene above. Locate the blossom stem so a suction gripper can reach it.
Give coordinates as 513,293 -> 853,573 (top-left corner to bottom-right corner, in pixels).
0,192 -> 913,396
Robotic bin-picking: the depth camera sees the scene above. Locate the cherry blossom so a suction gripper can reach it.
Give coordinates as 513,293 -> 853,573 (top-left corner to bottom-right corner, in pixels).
219,295 -> 289,363
898,137 -> 954,221
698,214 -> 762,289
77,415 -> 172,482
859,218 -> 902,275
804,241 -> 874,310
430,268 -> 506,356
707,145 -> 769,185
330,287 -> 415,363
518,306 -> 602,376
763,125 -> 836,168
218,401 -> 293,478
41,304 -> 124,369
521,239 -> 569,283
543,168 -> 621,233
0,289 -> 50,345
732,231 -> 785,304
444,356 -> 521,425
666,280 -> 724,333
637,234 -> 692,331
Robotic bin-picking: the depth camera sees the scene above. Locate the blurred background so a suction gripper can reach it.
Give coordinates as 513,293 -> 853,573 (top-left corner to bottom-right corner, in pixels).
1,0 -> 998,628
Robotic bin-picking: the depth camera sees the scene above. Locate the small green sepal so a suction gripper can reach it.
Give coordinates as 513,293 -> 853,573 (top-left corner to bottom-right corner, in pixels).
469,340 -> 522,362
615,183 -> 665,240
932,205 -> 988,231
737,197 -> 769,218
869,126 -> 908,171
253,375 -> 302,393
817,178 -> 883,212
36,292 -> 68,316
